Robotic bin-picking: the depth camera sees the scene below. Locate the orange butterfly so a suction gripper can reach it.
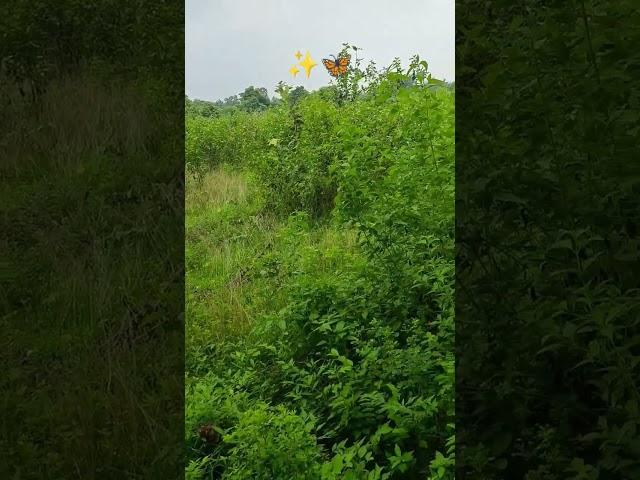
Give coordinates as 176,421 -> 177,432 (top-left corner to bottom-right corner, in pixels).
322,54 -> 351,77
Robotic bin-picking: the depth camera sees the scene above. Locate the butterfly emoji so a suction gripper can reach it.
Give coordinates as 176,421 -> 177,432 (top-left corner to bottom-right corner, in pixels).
322,53 -> 351,77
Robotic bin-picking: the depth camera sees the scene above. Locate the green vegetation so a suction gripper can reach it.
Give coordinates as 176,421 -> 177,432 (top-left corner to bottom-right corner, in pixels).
457,1 -> 640,478
1,1 -> 183,477
185,85 -> 280,118
186,47 -> 455,479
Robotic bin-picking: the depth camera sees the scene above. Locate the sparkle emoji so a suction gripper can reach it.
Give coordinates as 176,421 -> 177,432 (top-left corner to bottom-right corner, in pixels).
295,50 -> 303,61
289,65 -> 300,78
298,51 -> 317,78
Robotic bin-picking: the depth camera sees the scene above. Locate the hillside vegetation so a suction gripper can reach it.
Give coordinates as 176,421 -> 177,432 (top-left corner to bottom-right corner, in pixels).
185,48 -> 455,479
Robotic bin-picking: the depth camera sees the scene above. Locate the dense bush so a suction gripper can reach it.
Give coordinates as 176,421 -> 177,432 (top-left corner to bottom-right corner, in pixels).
185,108 -> 284,172
186,50 -> 454,479
255,95 -> 340,217
186,97 -> 220,118
1,1 -> 184,477
456,1 -> 640,479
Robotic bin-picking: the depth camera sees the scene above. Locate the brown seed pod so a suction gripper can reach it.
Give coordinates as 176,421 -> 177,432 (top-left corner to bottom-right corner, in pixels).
197,424 -> 221,445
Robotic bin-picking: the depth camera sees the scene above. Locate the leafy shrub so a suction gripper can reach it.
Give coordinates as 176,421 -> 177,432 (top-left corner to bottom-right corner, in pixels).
221,404 -> 322,479
253,96 -> 339,217
186,97 -> 220,118
185,50 -> 454,479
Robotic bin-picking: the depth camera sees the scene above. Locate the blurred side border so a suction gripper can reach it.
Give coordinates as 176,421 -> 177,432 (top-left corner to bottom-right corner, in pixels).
456,1 -> 640,478
0,1 -> 185,478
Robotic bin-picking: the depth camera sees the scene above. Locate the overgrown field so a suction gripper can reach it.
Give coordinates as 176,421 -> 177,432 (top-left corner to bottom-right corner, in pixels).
1,1 -> 184,476
185,52 -> 454,479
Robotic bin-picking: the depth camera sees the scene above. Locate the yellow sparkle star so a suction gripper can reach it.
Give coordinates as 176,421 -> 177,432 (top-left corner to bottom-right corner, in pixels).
295,50 -> 303,61
289,65 -> 300,78
298,51 -> 317,78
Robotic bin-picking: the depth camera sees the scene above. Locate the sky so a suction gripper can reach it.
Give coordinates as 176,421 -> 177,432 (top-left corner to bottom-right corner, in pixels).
186,0 -> 454,102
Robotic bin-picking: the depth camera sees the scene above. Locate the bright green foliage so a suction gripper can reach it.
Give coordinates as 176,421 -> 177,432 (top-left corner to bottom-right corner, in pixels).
186,108 -> 284,172
186,48 -> 454,479
186,96 -> 220,118
222,405 -> 322,479
256,95 -> 340,217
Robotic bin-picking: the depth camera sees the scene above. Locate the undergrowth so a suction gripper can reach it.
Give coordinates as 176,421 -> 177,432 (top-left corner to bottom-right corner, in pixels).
185,47 -> 454,479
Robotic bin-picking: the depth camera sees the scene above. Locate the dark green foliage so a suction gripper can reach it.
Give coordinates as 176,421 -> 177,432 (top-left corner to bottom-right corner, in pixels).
239,86 -> 271,112
1,0 -> 184,477
186,51 -> 454,479
0,0 -> 182,89
289,86 -> 310,106
457,1 -> 640,478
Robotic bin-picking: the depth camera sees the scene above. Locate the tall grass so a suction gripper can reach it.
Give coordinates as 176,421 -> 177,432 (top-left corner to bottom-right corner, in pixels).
0,69 -> 183,478
1,70 -> 154,178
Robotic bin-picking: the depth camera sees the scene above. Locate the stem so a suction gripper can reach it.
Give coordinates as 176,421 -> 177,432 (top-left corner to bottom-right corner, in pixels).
580,0 -> 601,85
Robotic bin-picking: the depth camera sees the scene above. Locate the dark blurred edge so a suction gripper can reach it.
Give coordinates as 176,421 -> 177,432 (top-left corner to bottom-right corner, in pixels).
456,1 -> 640,478
0,1 -> 184,478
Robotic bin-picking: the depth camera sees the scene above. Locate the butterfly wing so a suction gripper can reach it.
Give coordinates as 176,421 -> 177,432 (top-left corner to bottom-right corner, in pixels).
336,54 -> 350,75
322,58 -> 340,77
338,54 -> 351,67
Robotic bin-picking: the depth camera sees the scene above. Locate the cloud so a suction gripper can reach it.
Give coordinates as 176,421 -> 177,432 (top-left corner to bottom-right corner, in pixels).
186,0 -> 454,101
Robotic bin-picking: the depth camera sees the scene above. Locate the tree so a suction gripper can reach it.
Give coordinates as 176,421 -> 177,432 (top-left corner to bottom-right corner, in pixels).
239,86 -> 270,112
316,86 -> 339,104
288,86 -> 308,106
185,97 -> 219,117
223,95 -> 239,107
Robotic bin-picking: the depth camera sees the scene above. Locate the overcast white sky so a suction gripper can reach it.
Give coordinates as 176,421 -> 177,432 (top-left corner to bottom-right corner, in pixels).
186,0 -> 454,102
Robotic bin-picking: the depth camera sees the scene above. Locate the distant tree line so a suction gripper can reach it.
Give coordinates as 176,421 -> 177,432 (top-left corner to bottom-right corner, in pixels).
186,84 -> 314,117
186,79 -> 452,118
